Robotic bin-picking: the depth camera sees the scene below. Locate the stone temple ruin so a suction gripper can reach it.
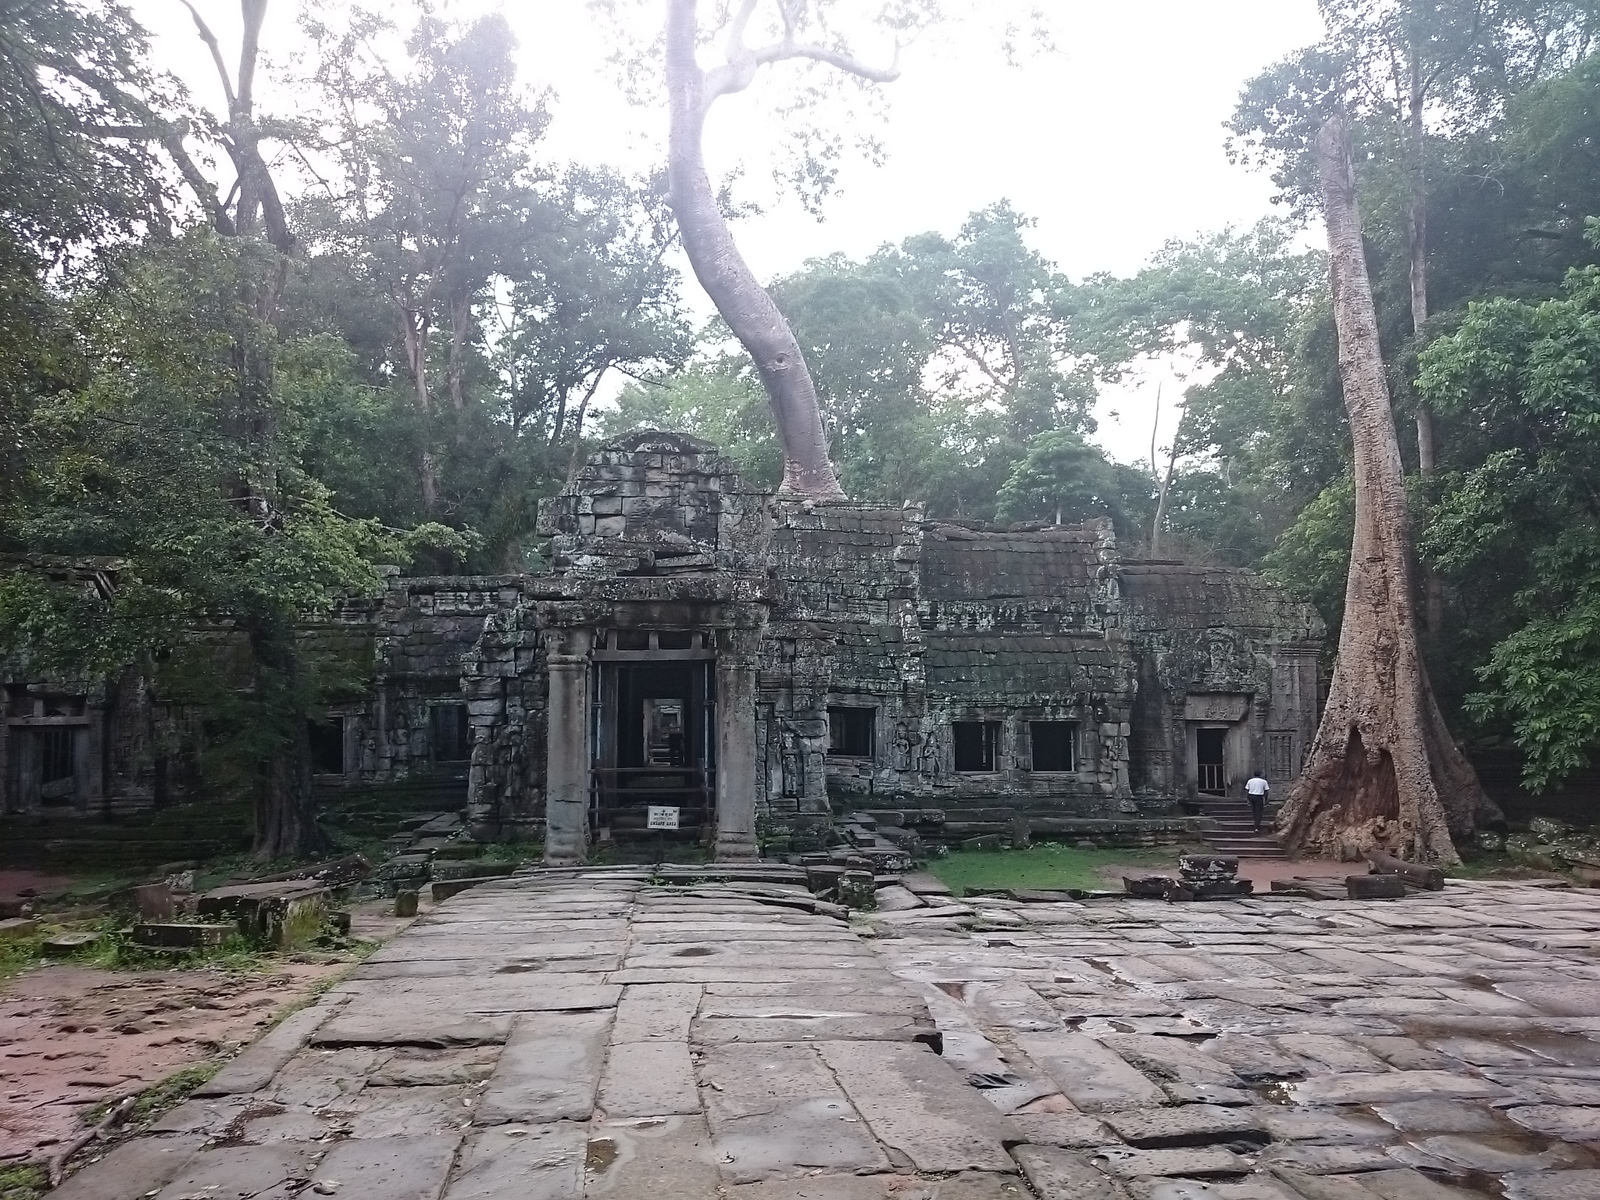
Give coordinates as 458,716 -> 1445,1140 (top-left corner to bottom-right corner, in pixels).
2,432 -> 1324,860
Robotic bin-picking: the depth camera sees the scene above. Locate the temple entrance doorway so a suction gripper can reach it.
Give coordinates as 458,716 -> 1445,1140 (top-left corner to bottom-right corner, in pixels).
591,638 -> 716,844
1195,727 -> 1228,796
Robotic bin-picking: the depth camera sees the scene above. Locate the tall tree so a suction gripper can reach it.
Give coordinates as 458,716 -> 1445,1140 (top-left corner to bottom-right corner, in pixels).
660,0 -> 936,498
299,9 -> 551,513
1234,0 -> 1599,627
1277,117 -> 1495,865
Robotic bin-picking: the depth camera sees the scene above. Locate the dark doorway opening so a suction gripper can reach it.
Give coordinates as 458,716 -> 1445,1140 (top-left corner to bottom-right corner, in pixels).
1196,727 -> 1227,795
594,660 -> 715,840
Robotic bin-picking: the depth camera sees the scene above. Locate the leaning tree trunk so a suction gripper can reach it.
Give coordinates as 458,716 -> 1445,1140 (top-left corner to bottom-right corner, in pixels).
248,616 -> 331,861
663,0 -> 844,499
1275,117 -> 1498,867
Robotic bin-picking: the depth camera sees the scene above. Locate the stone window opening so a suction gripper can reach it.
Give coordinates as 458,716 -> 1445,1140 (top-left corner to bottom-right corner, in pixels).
431,703 -> 471,763
828,707 -> 876,759
36,727 -> 76,805
308,718 -> 347,775
1029,721 -> 1078,772
953,721 -> 1000,773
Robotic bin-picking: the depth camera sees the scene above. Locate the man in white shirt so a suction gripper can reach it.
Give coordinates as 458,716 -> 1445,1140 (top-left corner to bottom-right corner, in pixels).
1244,773 -> 1270,833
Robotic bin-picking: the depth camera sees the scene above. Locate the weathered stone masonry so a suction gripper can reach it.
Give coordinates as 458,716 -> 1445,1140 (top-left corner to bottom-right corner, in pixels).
2,432 -> 1324,861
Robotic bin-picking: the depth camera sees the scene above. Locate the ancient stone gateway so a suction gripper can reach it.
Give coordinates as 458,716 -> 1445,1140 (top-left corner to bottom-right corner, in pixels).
451,431 -> 1324,865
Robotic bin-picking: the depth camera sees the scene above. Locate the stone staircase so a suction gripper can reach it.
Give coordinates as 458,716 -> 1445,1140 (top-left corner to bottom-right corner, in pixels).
1201,793 -> 1285,860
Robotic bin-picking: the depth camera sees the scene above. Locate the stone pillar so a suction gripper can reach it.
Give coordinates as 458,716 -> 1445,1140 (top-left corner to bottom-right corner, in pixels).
715,647 -> 760,861
543,627 -> 593,866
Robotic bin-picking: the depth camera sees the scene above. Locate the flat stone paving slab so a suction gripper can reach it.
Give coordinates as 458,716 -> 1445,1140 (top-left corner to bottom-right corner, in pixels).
60,874 -> 1600,1198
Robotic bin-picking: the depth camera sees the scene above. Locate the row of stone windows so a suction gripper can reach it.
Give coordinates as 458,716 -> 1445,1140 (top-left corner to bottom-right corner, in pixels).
828,707 -> 1080,774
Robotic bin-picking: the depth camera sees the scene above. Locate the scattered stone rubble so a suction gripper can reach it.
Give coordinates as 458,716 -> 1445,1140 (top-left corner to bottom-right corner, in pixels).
55,869 -> 1600,1200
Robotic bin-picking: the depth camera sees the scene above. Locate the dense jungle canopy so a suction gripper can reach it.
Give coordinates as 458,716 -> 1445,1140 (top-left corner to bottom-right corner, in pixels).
4,0 -> 1600,850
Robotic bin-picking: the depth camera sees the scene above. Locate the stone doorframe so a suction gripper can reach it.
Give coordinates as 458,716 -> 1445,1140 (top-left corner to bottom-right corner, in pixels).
540,609 -> 767,867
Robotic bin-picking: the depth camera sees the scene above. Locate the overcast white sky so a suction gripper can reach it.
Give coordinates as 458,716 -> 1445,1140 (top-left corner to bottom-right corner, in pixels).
130,0 -> 1327,466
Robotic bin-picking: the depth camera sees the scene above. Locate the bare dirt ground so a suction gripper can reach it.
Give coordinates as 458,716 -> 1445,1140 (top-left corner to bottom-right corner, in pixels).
0,900 -> 415,1165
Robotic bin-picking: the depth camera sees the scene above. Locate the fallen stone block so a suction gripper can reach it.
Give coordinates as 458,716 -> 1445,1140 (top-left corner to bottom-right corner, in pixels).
131,922 -> 235,949
0,917 -> 38,940
1347,874 -> 1407,900
197,881 -> 330,949
42,930 -> 103,956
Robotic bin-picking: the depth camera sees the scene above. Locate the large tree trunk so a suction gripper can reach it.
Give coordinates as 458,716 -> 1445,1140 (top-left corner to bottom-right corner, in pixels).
1275,117 -> 1497,867
663,0 -> 844,499
247,617 -> 331,861
1406,54 -> 1445,634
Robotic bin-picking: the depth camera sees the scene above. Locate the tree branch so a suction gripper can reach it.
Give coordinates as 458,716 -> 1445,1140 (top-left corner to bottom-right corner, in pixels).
178,0 -> 237,112
725,0 -> 760,60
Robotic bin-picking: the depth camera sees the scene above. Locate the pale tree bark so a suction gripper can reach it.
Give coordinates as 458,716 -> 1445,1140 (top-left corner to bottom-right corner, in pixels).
1407,46 -> 1446,633
180,0 -> 329,860
1276,116 -> 1497,867
663,0 -> 858,498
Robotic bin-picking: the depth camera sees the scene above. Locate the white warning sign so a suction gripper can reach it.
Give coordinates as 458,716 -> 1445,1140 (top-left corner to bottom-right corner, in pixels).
646,805 -> 681,830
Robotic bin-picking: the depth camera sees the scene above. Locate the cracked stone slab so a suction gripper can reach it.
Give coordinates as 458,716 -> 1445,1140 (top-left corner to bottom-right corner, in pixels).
816,1040 -> 1015,1173
152,1144 -> 314,1200
1287,1069 -> 1512,1106
1003,1112 -> 1115,1148
725,1174 -> 1031,1199
1098,1105 -> 1266,1149
583,1114 -> 721,1195
441,1123 -> 586,1200
51,1134 -> 204,1200
612,983 -> 702,1041
1091,1146 -> 1253,1180
1013,1032 -> 1167,1112
698,1041 -> 889,1183
597,1039 -> 699,1116
475,1009 -> 613,1124
308,1134 -> 461,1200
1011,1145 -> 1131,1199
1502,1170 -> 1600,1200
312,1010 -> 516,1048
197,1004 -> 342,1094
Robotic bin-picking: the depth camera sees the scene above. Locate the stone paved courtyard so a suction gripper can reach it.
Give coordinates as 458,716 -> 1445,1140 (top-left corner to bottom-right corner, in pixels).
54,872 -> 1600,1199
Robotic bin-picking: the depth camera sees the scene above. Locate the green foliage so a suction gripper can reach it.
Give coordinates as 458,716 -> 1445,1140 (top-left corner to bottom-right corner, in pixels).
995,430 -> 1153,537
1418,240 -> 1600,788
1263,478 -> 1357,644
0,1163 -> 45,1200
927,842 -> 1184,896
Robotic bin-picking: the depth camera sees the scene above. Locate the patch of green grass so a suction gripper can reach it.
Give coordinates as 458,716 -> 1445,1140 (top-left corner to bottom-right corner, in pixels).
477,839 -> 541,864
0,934 -> 45,981
1447,852 -> 1565,880
927,842 -> 1185,896
0,1163 -> 46,1200
84,930 -> 273,974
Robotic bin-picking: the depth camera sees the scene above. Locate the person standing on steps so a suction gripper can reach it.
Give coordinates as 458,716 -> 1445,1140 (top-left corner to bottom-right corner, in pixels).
1244,772 -> 1271,834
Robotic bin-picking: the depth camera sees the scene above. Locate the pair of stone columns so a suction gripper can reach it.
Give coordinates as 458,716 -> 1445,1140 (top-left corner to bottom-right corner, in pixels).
542,628 -> 758,866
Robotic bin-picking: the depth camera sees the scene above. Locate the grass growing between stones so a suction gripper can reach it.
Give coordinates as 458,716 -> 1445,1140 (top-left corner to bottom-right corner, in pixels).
928,842 -> 1186,896
0,1164 -> 46,1200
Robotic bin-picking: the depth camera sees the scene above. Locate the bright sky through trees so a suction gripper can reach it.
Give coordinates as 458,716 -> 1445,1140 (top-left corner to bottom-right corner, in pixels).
129,0 -> 1325,463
